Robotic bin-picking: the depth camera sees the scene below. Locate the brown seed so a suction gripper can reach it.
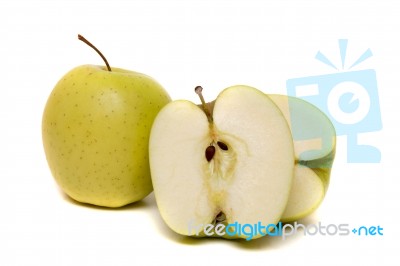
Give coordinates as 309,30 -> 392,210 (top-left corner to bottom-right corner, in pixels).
205,145 -> 216,161
217,141 -> 228,151
215,211 -> 226,222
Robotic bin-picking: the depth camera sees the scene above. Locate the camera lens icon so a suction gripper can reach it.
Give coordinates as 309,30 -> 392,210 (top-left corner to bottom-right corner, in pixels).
327,81 -> 370,125
286,69 -> 382,163
287,69 -> 381,136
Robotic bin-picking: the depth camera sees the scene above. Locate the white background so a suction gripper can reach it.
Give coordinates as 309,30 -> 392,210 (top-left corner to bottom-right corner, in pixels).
1,0 -> 399,265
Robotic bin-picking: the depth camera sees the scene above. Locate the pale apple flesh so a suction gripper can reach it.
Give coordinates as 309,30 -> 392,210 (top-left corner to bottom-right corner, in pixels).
281,165 -> 324,221
269,94 -> 336,162
269,94 -> 336,222
149,86 -> 295,240
42,65 -> 171,207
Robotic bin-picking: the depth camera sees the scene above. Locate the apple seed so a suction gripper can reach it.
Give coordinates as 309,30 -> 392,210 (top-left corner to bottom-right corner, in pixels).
217,141 -> 228,151
205,145 -> 216,162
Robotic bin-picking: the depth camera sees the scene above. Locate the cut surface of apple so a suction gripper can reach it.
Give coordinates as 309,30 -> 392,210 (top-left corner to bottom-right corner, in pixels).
269,94 -> 336,222
269,94 -> 335,162
280,165 -> 324,221
149,86 -> 295,239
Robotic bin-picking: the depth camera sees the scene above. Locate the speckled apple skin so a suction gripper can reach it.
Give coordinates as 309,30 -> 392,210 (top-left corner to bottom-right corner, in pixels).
42,65 -> 171,207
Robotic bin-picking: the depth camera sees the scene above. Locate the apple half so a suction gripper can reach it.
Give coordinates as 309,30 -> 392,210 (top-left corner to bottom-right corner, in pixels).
149,86 -> 295,240
269,95 -> 336,222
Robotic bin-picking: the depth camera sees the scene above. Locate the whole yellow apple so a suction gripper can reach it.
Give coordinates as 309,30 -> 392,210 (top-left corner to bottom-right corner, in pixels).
42,35 -> 171,207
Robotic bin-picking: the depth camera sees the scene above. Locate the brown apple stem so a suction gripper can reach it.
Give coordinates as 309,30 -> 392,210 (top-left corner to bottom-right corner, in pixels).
78,34 -> 111,72
195,86 -> 213,123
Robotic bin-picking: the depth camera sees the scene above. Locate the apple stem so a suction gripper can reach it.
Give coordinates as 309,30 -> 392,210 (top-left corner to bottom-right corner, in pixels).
195,86 -> 213,123
78,34 -> 111,72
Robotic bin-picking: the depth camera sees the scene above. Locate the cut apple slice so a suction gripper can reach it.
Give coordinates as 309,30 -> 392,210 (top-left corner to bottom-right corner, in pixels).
269,94 -> 335,162
149,86 -> 295,240
269,94 -> 336,222
281,165 -> 324,221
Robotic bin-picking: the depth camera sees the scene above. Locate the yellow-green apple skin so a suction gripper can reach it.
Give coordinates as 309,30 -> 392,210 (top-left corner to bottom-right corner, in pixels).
269,94 -> 336,222
42,65 -> 171,207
